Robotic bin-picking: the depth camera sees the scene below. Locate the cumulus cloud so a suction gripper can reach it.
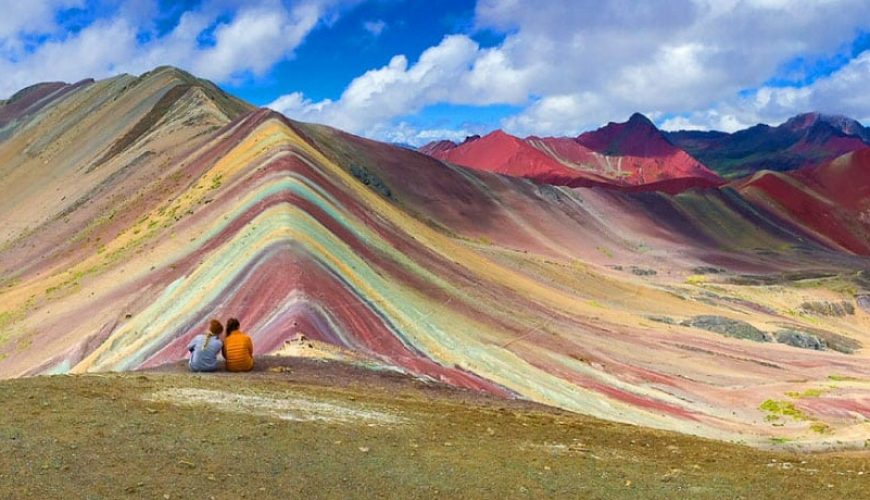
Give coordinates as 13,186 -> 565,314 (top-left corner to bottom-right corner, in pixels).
474,0 -> 870,134
0,0 -> 351,97
268,32 -> 535,138
271,0 -> 870,140
370,121 -> 481,146
192,3 -> 325,81
0,0 -> 84,40
270,34 -> 492,132
661,51 -> 870,131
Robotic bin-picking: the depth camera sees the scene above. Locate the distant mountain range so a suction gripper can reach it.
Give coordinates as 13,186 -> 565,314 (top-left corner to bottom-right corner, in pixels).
667,112 -> 870,179
421,112 -> 870,187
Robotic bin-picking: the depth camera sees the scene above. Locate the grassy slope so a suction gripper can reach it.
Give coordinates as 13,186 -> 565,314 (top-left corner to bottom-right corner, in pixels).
0,357 -> 866,499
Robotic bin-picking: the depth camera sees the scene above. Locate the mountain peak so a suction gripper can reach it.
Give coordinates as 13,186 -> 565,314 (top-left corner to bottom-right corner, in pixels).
626,112 -> 656,128
783,112 -> 828,132
418,139 -> 458,156
484,129 -> 513,140
782,112 -> 868,139
130,66 -> 252,121
576,112 -> 676,157
142,65 -> 199,83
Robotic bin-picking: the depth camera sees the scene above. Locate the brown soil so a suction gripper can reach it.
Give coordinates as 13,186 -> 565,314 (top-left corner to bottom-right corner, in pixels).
0,356 -> 867,499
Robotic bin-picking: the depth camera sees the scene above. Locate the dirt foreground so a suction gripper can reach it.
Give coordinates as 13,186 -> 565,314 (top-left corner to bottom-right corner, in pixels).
0,356 -> 867,499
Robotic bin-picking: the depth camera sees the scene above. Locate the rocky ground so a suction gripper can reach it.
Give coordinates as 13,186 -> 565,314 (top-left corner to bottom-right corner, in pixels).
0,356 -> 867,499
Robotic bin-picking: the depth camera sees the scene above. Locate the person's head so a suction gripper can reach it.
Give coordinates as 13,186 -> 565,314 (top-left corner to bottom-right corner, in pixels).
208,319 -> 224,336
226,317 -> 240,335
204,319 -> 223,349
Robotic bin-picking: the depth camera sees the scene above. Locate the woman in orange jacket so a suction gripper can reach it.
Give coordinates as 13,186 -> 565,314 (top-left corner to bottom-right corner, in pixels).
222,317 -> 254,372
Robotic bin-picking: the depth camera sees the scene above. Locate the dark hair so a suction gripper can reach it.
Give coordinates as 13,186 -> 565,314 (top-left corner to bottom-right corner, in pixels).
226,317 -> 240,335
209,319 -> 224,335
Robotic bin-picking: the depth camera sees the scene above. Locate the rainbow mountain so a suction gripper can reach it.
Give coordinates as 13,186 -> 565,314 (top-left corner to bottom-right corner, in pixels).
1,67 -> 869,448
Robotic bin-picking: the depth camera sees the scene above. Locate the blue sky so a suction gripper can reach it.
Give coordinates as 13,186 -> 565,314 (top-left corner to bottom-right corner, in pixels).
1,1 -> 869,144
225,0 -> 487,102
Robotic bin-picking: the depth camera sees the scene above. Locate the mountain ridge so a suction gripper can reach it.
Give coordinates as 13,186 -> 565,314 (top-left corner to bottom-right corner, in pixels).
667,112 -> 870,178
421,111 -> 870,184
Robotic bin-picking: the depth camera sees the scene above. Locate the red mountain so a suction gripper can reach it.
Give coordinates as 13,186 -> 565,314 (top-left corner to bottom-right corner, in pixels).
419,130 -> 612,186
576,112 -> 681,157
421,113 -> 723,194
734,147 -> 870,254
572,113 -> 723,184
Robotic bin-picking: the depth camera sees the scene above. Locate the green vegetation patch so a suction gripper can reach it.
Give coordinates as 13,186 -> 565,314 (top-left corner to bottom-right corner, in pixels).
793,328 -> 859,355
0,311 -> 16,330
595,246 -> 613,258
799,301 -> 855,317
784,388 -> 827,399
349,164 -> 393,199
681,315 -> 768,342
810,422 -> 831,434
685,274 -> 707,285
759,399 -> 808,422
774,329 -> 825,351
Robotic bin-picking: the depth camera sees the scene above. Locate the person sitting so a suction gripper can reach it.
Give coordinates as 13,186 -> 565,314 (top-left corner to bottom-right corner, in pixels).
222,317 -> 254,372
187,319 -> 224,372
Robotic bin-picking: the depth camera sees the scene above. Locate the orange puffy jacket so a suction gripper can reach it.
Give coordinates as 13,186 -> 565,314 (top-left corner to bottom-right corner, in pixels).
222,331 -> 254,372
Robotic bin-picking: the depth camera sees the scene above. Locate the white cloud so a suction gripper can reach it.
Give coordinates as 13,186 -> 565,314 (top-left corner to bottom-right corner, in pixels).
501,93 -> 610,137
269,32 -> 539,137
0,18 -> 140,92
662,51 -> 870,131
269,34 -> 492,132
475,0 -> 870,135
271,0 -> 870,141
0,0 -> 352,97
374,121 -> 479,146
660,111 -> 754,133
191,3 -> 324,81
0,0 -> 84,40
